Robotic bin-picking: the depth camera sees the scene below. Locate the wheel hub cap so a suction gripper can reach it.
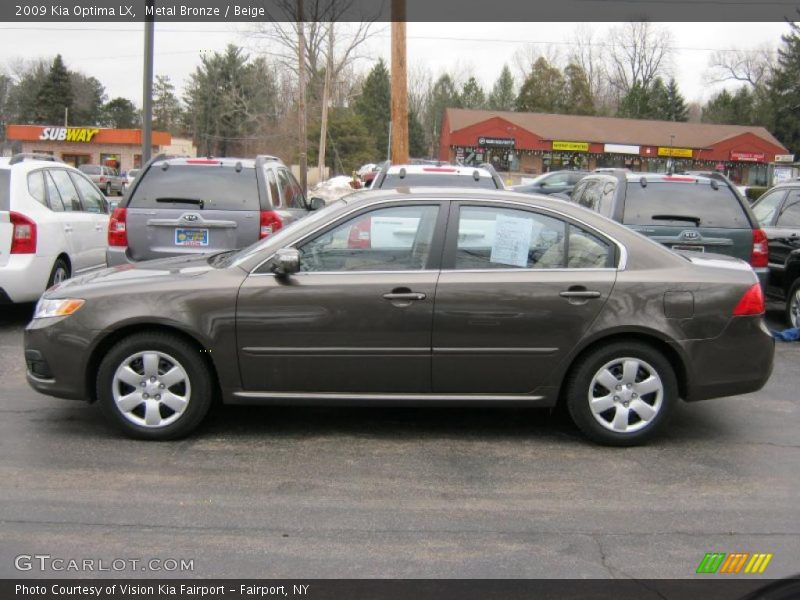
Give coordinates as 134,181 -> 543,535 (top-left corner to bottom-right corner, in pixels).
588,357 -> 664,434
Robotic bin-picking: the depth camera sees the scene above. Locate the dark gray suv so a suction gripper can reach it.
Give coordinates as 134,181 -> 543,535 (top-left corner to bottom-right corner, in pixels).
26,189 -> 773,446
107,155 -> 311,265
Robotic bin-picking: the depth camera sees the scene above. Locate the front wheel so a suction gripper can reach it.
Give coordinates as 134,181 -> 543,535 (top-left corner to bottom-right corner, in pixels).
565,342 -> 677,446
786,279 -> 800,329
97,332 -> 213,440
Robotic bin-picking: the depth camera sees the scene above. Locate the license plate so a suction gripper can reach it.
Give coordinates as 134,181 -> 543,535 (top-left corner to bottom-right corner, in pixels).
175,228 -> 209,246
672,244 -> 704,253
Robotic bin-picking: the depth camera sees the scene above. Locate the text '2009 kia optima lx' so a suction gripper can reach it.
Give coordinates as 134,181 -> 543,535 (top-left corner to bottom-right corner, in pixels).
25,189 -> 774,446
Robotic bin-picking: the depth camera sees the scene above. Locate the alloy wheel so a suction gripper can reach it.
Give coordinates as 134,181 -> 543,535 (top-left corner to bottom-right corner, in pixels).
588,357 -> 664,434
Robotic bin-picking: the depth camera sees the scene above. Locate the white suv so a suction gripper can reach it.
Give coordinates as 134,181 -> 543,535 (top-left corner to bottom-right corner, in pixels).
0,154 -> 109,304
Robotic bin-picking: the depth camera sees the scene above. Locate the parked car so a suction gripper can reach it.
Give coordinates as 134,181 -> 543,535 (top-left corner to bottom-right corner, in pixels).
78,164 -> 126,196
106,154 -> 316,266
124,168 -> 140,189
750,181 -> 800,326
371,163 -> 505,190
512,170 -> 588,197
26,188 -> 773,446
569,171 -> 769,288
0,153 -> 109,303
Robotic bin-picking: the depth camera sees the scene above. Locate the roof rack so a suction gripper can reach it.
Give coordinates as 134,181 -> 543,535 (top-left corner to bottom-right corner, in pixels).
255,155 -> 281,167
9,153 -> 60,165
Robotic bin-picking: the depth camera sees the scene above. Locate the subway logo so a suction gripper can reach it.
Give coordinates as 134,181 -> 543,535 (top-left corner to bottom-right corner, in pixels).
38,127 -> 100,143
696,552 -> 773,574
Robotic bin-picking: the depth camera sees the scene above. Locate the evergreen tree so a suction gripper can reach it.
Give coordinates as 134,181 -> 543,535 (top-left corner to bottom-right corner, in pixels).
308,107 -> 374,174
617,81 -> 653,119
0,74 -> 11,139
152,75 -> 183,134
515,57 -> 566,113
770,19 -> 800,153
425,74 -> 461,152
408,107 -> 426,158
702,87 -> 757,125
487,65 -> 515,111
460,77 -> 485,109
662,78 -> 689,121
34,55 -> 73,124
7,59 -> 49,124
563,63 -> 595,115
102,97 -> 140,128
648,78 -> 671,120
353,59 -> 391,159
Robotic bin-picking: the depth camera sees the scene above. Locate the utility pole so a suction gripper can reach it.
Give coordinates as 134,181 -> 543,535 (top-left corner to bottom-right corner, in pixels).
142,0 -> 155,163
390,0 -> 408,164
317,23 -> 334,182
297,0 -> 308,194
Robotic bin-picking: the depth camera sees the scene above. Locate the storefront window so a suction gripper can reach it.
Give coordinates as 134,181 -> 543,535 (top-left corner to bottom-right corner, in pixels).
100,153 -> 121,169
61,154 -> 91,168
745,164 -> 768,186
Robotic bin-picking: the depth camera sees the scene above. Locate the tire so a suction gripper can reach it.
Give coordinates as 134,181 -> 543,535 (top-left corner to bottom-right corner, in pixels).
96,332 -> 213,440
47,257 -> 70,288
105,183 -> 111,196
565,341 -> 677,446
786,279 -> 800,329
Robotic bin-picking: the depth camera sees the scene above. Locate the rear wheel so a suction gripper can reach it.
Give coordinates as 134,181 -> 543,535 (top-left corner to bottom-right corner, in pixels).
47,257 -> 70,288
786,279 -> 800,329
565,342 -> 677,446
96,332 -> 213,440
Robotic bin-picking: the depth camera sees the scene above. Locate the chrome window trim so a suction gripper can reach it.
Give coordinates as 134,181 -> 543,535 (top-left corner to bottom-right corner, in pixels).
248,196 -> 629,275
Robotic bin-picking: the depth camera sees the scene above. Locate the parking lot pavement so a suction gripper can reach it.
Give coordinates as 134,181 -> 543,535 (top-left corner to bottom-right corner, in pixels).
0,302 -> 798,579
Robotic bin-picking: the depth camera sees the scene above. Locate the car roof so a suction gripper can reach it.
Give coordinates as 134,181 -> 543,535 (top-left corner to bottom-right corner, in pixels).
384,164 -> 495,177
0,157 -> 69,171
590,171 -> 720,185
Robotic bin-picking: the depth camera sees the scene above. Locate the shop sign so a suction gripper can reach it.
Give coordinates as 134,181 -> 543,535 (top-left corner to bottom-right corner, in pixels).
604,143 -> 640,155
730,151 -> 765,162
38,127 -> 100,143
478,136 -> 515,147
774,154 -> 795,163
658,147 -> 693,158
552,141 -> 589,152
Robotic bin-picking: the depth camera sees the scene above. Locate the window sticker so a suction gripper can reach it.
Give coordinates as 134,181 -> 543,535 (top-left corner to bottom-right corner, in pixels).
490,213 -> 533,267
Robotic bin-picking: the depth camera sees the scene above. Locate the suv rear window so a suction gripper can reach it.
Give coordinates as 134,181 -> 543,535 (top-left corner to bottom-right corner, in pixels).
622,182 -> 749,228
0,170 -> 9,211
128,165 -> 259,211
380,174 -> 497,189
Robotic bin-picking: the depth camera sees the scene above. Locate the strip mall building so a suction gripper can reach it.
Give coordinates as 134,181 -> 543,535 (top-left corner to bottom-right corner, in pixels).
5,124 -> 172,172
439,108 -> 794,186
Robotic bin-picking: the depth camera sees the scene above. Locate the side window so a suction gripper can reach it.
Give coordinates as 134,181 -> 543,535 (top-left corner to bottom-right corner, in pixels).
454,206 -> 566,269
599,181 -> 617,217
546,173 -> 569,186
278,169 -> 306,209
49,169 -> 81,211
266,170 -> 282,208
752,190 -> 786,227
577,180 -> 603,212
27,171 -> 47,206
44,171 -> 66,212
776,191 -> 800,228
570,180 -> 589,205
298,205 -> 439,272
70,172 -> 107,214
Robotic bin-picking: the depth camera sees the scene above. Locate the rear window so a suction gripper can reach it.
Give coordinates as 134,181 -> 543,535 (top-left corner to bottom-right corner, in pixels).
622,182 -> 749,228
0,170 -> 9,211
380,174 -> 497,189
128,165 -> 259,211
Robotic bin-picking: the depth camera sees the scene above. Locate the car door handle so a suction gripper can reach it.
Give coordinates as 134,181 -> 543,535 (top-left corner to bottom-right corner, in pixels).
383,292 -> 426,301
64,226 -> 73,233
95,225 -> 105,231
559,290 -> 601,299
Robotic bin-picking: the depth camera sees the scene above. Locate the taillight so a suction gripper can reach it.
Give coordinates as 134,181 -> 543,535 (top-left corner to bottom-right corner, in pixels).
750,228 -> 768,268
733,283 -> 765,316
260,210 -> 283,239
10,211 -> 37,254
108,207 -> 128,247
98,177 -> 106,183
348,217 -> 372,248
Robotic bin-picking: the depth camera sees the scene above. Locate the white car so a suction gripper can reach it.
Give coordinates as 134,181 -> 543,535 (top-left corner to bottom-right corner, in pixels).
0,154 -> 109,304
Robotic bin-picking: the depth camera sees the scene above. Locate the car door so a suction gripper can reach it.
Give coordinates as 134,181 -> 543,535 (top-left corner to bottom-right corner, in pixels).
46,168 -> 96,273
432,201 -> 617,394
236,202 -> 447,393
69,170 -> 109,270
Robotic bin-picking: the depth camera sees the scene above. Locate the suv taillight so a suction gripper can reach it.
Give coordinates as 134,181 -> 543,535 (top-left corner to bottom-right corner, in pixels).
733,283 -> 765,316
348,217 -> 372,248
10,211 -> 37,254
108,207 -> 128,247
260,210 -> 283,239
750,228 -> 768,268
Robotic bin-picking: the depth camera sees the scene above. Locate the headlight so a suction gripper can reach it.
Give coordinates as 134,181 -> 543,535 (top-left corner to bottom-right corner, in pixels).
33,298 -> 85,319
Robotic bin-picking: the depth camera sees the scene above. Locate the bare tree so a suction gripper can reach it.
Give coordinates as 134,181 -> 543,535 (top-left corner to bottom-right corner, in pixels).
513,43 -> 562,80
568,24 -> 611,110
606,22 -> 673,94
706,44 -> 776,88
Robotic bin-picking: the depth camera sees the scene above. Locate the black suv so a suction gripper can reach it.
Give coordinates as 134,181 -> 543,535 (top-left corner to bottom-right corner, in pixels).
569,170 -> 769,287
751,182 -> 800,326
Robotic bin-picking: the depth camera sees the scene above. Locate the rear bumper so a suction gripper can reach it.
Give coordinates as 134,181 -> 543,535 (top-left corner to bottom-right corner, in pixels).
680,315 -> 774,402
106,246 -> 135,267
0,254 -> 53,303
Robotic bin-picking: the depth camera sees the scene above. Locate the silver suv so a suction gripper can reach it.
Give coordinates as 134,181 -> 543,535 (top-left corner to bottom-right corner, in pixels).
106,155 -> 311,266
78,164 -> 126,196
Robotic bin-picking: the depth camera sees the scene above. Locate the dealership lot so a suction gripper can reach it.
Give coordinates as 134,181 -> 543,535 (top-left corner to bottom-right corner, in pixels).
0,302 -> 798,579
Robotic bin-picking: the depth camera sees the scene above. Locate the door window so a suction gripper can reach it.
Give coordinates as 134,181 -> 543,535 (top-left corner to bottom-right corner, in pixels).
277,169 -> 306,209
266,170 -> 282,208
44,171 -> 65,212
70,172 -> 107,213
49,169 -> 82,212
298,205 -> 439,272
776,191 -> 800,228
752,190 -> 786,227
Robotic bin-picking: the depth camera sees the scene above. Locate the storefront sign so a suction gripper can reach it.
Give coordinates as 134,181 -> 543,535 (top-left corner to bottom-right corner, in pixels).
658,147 -> 693,158
604,143 -> 640,155
730,151 -> 765,162
552,141 -> 589,152
478,136 -> 515,147
38,127 -> 100,143
774,154 -> 795,163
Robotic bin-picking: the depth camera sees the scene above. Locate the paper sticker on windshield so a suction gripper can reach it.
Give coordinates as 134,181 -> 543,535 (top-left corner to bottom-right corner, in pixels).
490,214 -> 532,267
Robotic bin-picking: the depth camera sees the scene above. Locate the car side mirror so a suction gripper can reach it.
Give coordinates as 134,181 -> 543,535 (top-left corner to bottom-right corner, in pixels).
308,197 -> 326,211
271,248 -> 300,277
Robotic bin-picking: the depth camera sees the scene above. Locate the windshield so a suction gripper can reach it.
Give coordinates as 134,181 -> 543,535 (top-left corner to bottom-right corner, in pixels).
228,199 -> 347,267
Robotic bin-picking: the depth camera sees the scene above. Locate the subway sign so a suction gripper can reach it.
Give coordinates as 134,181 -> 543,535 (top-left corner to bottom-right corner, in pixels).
38,127 -> 100,143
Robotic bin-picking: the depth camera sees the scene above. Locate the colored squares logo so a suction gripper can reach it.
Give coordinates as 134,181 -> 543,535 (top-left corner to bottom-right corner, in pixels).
697,552 -> 773,574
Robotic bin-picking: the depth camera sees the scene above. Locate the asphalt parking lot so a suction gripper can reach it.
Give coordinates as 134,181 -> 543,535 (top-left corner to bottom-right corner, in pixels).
0,302 -> 798,579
